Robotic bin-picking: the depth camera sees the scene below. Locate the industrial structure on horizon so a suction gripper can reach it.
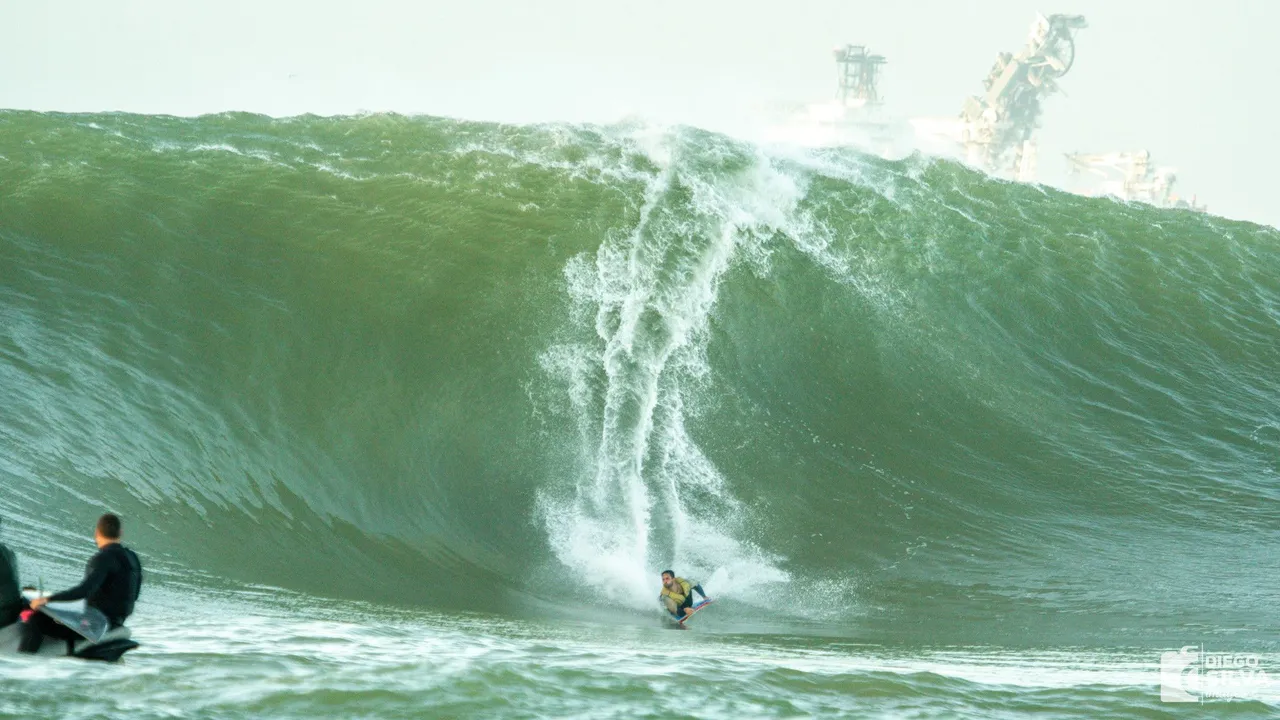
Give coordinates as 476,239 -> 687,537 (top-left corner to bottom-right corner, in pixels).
773,43 -> 899,153
954,13 -> 1087,182
833,44 -> 887,110
814,12 -> 1204,210
1064,151 -> 1207,211
907,13 -> 1087,182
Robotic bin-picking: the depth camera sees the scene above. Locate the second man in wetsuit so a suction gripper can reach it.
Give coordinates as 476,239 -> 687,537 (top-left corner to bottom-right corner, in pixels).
21,513 -> 142,653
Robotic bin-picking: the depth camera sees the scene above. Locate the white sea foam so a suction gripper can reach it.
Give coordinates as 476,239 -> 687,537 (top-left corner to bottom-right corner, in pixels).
536,127 -> 822,610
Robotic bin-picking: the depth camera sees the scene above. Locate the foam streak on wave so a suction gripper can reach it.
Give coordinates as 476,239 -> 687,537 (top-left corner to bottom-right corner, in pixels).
539,129 -> 796,607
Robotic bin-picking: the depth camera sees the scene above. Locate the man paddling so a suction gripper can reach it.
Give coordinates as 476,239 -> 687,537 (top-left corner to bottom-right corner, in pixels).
659,569 -> 708,619
21,513 -> 142,653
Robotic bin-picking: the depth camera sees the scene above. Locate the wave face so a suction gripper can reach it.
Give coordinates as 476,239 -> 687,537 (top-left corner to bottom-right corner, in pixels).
2,110 -> 1278,645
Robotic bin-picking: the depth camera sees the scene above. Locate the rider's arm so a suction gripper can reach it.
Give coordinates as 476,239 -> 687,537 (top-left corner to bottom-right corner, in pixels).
46,553 -> 109,603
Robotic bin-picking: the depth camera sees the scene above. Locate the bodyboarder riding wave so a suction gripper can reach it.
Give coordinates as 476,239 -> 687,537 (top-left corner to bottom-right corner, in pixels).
659,569 -> 708,619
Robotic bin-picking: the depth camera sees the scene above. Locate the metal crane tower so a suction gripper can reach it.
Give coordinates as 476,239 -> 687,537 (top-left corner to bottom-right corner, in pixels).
958,14 -> 1087,180
834,45 -> 887,109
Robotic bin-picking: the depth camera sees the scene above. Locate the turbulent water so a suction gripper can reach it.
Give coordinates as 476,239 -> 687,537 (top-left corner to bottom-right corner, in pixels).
2,110 -> 1279,717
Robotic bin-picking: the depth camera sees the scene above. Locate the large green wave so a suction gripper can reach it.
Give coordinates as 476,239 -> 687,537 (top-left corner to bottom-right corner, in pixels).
2,110 -> 1277,644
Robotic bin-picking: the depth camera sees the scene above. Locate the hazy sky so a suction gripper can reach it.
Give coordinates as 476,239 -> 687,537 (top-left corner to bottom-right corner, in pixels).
3,0 -> 1276,227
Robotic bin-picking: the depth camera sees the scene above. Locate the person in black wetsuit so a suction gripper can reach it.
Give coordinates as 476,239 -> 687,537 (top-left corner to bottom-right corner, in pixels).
0,517 -> 21,627
20,513 -> 142,653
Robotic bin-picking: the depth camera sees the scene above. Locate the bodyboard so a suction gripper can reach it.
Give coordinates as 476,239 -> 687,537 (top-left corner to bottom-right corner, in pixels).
39,603 -> 110,643
668,598 -> 714,625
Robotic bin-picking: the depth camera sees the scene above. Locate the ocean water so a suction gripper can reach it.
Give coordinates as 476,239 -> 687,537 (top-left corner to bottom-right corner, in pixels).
1,110 -> 1278,717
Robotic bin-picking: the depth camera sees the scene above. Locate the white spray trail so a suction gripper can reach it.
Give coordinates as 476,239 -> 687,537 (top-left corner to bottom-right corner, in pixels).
539,127 -> 801,609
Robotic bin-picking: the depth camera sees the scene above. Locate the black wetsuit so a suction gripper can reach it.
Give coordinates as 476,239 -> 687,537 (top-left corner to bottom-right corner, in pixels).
19,543 -> 142,653
0,544 -> 19,627
48,543 -> 142,627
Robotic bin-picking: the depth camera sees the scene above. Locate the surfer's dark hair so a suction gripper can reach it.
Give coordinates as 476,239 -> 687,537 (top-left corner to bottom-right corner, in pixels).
661,569 -> 674,577
97,513 -> 122,539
